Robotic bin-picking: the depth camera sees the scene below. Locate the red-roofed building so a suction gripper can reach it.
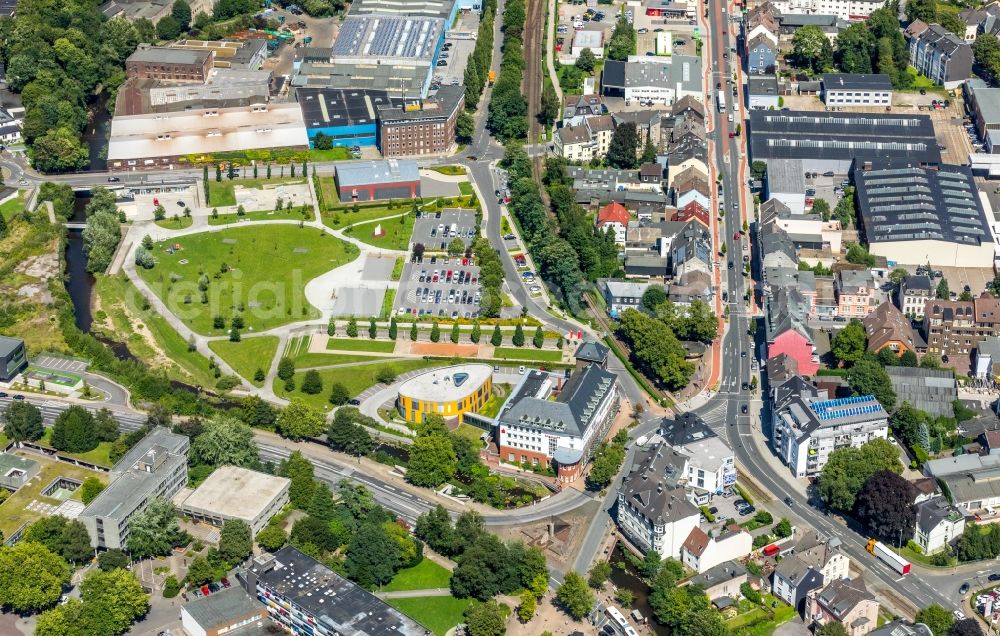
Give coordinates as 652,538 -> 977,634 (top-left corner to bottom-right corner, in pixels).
673,201 -> 710,228
597,201 -> 629,245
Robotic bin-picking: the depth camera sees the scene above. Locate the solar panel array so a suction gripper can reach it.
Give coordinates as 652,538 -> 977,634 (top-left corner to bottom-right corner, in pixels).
331,15 -> 441,61
810,396 -> 883,421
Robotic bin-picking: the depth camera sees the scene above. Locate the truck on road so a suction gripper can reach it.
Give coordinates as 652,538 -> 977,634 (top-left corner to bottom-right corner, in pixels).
866,539 -> 911,575
717,92 -> 726,112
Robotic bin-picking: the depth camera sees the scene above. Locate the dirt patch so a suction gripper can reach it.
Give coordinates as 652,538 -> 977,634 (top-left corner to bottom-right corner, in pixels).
16,252 -> 59,280
408,342 -> 480,357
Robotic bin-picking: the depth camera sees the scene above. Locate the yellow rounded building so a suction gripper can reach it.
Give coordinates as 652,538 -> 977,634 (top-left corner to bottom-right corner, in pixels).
396,364 -> 493,424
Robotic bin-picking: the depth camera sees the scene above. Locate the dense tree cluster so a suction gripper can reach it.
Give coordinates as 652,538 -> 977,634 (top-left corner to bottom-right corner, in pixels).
82,189 -> 122,273
3,400 -> 44,442
606,17 -> 637,61
0,1 -> 143,171
832,7 -> 912,88
586,429 -> 629,490
127,498 -> 189,558
646,556 -> 724,634
415,507 -> 549,601
974,35 -> 1000,86
23,515 -> 93,564
327,407 -> 376,456
487,0 -> 528,139
617,308 -> 694,390
817,438 -> 903,511
789,25 -> 834,73
51,405 -> 118,453
35,568 -> 148,636
855,470 -> 917,544
189,414 -> 260,469
907,0 -> 966,37
473,237 -> 504,317
0,541 -> 70,612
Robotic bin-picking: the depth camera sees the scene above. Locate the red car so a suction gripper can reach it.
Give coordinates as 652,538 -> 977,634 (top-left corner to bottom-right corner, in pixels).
734,232 -> 740,240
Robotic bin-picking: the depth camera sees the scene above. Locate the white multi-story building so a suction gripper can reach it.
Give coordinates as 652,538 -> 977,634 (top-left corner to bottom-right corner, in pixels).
680,526 -> 753,573
821,73 -> 893,106
616,441 -> 701,558
759,0 -> 886,21
659,412 -> 737,503
497,364 -> 620,483
771,377 -> 889,478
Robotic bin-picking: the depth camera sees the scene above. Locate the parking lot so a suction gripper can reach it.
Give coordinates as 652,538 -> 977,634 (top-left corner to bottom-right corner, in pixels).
432,12 -> 480,88
394,255 -> 484,319
412,209 -> 478,253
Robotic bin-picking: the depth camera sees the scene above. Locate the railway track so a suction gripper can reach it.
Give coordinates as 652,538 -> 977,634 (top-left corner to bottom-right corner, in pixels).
523,0 -> 544,180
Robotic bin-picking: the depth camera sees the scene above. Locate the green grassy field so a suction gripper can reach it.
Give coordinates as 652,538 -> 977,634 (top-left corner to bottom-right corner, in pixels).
0,191 -> 26,221
492,347 -> 562,362
382,559 -> 452,592
208,336 -> 280,386
208,208 -> 313,225
430,165 -> 466,176
380,289 -> 395,320
155,216 -> 193,230
458,182 -> 473,197
326,337 -> 397,353
207,177 -> 309,207
38,428 -> 113,467
345,214 -> 415,251
206,181 -> 238,207
275,358 -> 439,408
323,206 -> 406,229
92,274 -> 218,388
137,225 -> 358,335
387,596 -> 474,636
308,147 -> 351,161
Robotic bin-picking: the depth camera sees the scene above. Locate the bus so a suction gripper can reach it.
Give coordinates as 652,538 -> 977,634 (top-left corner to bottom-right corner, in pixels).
717,91 -> 726,112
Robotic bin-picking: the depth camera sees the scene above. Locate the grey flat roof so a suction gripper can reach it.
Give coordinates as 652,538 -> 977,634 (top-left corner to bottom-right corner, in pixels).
0,452 -> 37,473
180,466 -> 289,521
128,45 -> 211,66
749,76 -> 778,95
854,160 -> 991,246
336,159 -> 420,187
183,587 -> 263,629
602,60 -> 626,89
297,87 -> 400,130
972,85 -> 1000,126
749,110 -> 941,164
822,73 -> 893,92
331,15 -> 443,63
0,335 -> 23,358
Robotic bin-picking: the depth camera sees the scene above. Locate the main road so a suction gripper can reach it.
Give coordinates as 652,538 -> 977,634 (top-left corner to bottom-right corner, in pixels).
697,0 -> 964,614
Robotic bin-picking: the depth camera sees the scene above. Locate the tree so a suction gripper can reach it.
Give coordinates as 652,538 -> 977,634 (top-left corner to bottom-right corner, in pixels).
816,624 -> 850,636
556,571 -> 594,619
512,323 -> 525,347
307,481 -> 337,521
575,48 -> 597,72
846,358 -> 896,411
218,519 -> 253,566
300,370 -> 323,395
406,434 -> 457,487
241,395 -> 276,428
3,400 -> 43,442
949,619 -> 985,636
277,357 -> 295,381
607,17 -> 637,60
328,408 -> 375,456
617,309 -> 694,390
466,599 -> 508,636
491,324 -> 503,346
835,22 -> 875,74
347,318 -> 359,338
410,321 -> 419,341
430,321 -> 441,343
98,549 -> 129,572
415,505 -> 456,555
588,561 -> 612,589
790,25 -> 833,72
845,242 -> 876,267
532,325 -> 545,349
24,516 -> 92,564
0,541 -> 70,613
540,82 -> 560,125
172,0 -> 192,29
900,349 -> 919,367
155,15 -> 182,40
162,575 -> 181,598
642,285 -> 668,312
375,366 -> 397,384
856,471 -> 916,545
817,438 -> 903,511
936,278 -> 950,300
368,316 -> 378,339
346,522 -> 401,589
451,322 -> 461,344
831,319 -> 867,365
456,110 -> 475,143
279,451 -> 316,508
255,525 -> 287,552
587,442 -> 626,489
389,317 -> 398,340
915,604 -> 955,636
32,128 -> 88,173
191,415 -> 259,468
448,237 -> 466,256
50,406 -> 98,453
185,555 -> 216,586
78,567 -> 149,634
329,382 -> 350,406
127,499 -> 187,558
608,122 -> 639,169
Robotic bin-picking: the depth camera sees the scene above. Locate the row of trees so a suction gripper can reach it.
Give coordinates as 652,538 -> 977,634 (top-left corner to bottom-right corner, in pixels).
487,0 -> 528,139
463,0 -> 498,109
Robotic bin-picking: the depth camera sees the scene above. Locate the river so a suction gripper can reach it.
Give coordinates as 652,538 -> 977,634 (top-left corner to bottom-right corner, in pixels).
65,193 -> 93,332
608,542 -> 670,636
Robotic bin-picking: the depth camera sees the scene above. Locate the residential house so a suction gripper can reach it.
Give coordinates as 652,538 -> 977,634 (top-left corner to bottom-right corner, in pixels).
975,336 -> 1000,381
747,34 -> 778,75
562,94 -> 606,126
659,412 -> 737,503
767,353 -> 800,385
913,496 -> 966,554
805,578 -> 880,636
765,288 -> 819,375
906,21 -> 974,89
681,526 -> 754,574
958,5 -> 1000,42
923,295 -> 1000,375
670,221 -> 713,280
597,201 -> 630,245
640,163 -> 663,185
772,377 -> 889,477
666,138 -> 709,189
748,75 -> 780,110
690,561 -> 749,603
760,223 -> 798,274
777,14 -> 849,42
795,533 -> 851,582
897,274 -> 933,319
574,341 -> 610,371
587,115 -> 615,156
765,159 -> 807,215
885,366 -> 957,418
616,440 -> 701,557
669,270 -> 714,306
555,125 -> 594,162
863,302 -> 918,356
601,280 -> 650,318
835,269 -> 877,320
744,2 -> 780,47
766,268 -> 818,316
613,109 -> 663,150
673,171 -> 711,210
672,201 -> 710,228
759,196 -> 842,253
772,556 -> 824,613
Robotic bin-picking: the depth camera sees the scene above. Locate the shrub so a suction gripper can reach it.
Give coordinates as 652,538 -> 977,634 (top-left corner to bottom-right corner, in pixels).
162,575 -> 180,598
